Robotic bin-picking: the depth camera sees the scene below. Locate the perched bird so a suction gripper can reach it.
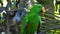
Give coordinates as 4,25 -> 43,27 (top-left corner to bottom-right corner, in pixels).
20,0 -> 46,34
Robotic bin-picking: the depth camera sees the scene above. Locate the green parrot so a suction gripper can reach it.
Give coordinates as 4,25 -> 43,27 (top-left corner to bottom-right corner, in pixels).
20,0 -> 46,34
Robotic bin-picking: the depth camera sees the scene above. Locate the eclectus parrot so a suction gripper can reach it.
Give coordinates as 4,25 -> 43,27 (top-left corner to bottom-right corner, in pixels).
20,3 -> 46,34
